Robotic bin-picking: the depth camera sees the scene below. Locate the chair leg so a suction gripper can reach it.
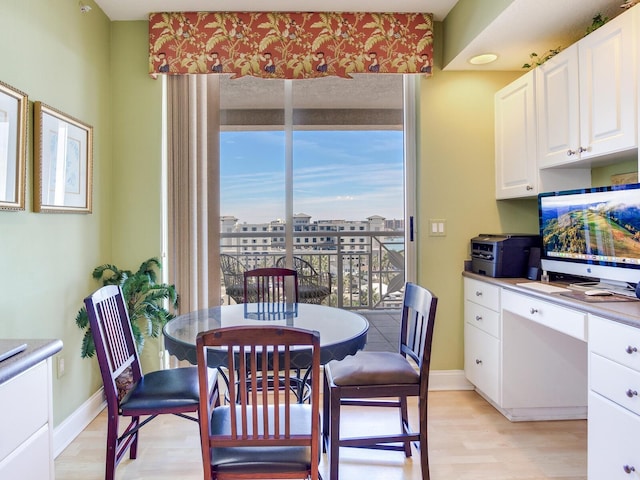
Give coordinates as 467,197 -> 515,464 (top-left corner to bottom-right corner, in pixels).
322,374 -> 330,453
105,413 -> 119,480
328,384 -> 341,480
399,396 -> 412,457
419,398 -> 430,480
129,416 -> 139,459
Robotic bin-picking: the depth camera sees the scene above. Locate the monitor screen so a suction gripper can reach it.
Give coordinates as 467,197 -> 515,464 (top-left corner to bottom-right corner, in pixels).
538,183 -> 640,289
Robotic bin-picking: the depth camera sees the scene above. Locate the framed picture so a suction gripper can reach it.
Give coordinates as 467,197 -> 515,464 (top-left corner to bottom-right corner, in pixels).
34,102 -> 93,213
0,81 -> 28,211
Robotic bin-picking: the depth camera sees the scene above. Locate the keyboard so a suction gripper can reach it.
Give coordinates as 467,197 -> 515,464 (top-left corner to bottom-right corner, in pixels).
516,282 -> 571,294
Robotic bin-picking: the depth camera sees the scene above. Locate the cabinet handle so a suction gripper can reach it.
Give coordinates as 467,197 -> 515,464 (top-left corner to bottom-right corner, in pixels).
626,346 -> 638,354
475,315 -> 482,321
566,149 -> 577,156
526,185 -> 534,191
475,291 -> 483,297
475,359 -> 482,365
529,307 -> 539,315
623,465 -> 636,474
578,146 -> 588,153
626,389 -> 638,398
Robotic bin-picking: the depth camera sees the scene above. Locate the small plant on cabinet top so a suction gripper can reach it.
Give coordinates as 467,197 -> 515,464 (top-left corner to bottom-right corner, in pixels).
75,257 -> 179,358
584,13 -> 609,36
522,47 -> 562,69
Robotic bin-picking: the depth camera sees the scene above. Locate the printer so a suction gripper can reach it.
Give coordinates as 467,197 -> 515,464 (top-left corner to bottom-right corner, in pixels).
470,234 -> 541,278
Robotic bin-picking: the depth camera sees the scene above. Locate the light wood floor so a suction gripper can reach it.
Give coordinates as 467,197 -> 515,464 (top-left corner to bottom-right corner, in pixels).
55,390 -> 586,480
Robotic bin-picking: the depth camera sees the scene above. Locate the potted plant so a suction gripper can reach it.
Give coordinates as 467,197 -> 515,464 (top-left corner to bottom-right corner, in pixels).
75,257 -> 178,359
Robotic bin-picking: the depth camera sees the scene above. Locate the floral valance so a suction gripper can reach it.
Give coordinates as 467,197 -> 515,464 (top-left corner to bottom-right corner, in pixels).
149,12 -> 433,79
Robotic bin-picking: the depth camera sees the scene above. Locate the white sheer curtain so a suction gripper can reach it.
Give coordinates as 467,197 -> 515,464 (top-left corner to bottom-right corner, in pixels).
165,75 -> 221,312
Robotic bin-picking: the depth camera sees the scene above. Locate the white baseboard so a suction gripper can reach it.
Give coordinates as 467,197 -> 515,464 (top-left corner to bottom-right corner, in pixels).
54,388 -> 106,458
428,369 -> 474,391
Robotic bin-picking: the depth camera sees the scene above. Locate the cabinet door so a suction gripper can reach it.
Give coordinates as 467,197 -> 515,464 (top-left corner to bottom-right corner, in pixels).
578,10 -> 637,159
536,45 -> 581,168
588,391 -> 640,479
464,322 -> 500,403
495,70 -> 538,199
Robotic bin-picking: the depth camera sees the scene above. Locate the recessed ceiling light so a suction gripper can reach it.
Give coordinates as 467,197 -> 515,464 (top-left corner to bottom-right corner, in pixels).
469,53 -> 498,65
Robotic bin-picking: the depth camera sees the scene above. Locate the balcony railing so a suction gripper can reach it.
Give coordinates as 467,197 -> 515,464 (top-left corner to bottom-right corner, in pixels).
220,230 -> 405,309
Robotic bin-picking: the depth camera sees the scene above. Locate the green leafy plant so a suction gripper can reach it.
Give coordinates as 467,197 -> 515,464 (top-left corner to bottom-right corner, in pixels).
75,258 -> 178,358
585,13 -> 609,36
522,47 -> 562,69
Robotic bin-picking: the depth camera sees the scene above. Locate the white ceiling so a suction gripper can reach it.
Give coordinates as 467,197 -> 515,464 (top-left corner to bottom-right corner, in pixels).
445,0 -> 628,70
92,0 -> 630,71
94,0 -> 458,22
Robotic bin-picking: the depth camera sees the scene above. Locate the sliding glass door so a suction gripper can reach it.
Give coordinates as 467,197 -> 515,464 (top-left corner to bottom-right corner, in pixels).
219,75 -> 411,308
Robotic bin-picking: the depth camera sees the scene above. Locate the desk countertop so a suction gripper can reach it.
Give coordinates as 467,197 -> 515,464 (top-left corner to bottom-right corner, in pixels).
463,271 -> 640,330
0,339 -> 63,385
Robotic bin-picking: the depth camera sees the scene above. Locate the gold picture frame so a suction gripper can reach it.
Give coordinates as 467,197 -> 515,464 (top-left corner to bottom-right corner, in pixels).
34,102 -> 93,213
0,81 -> 28,211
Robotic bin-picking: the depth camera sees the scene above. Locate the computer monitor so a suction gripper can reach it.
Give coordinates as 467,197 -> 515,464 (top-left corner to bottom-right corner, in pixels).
538,182 -> 640,294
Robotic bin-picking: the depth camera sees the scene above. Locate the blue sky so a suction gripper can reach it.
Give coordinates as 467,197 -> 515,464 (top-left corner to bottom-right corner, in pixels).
220,129 -> 404,224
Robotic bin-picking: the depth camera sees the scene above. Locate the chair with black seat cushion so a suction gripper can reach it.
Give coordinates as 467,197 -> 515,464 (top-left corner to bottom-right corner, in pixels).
244,267 -> 299,305
276,257 -> 331,305
84,284 -> 201,480
322,282 -> 437,480
196,325 -> 322,480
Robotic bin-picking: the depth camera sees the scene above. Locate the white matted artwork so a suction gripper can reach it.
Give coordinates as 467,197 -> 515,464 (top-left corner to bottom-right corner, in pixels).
0,81 -> 28,211
34,102 -> 93,213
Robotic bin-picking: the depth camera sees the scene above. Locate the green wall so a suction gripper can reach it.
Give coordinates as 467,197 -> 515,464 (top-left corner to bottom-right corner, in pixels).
2,0 -> 545,430
110,21 -> 165,367
0,0 -> 112,424
417,68 -> 538,370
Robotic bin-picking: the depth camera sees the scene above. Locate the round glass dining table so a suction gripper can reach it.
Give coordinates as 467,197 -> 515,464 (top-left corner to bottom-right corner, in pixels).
162,303 -> 369,368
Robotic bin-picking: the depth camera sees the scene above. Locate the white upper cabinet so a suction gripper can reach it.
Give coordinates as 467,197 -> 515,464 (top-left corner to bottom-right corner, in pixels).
578,9 -> 637,161
536,45 -> 580,168
537,9 -> 637,168
497,5 -> 639,199
495,70 -> 538,199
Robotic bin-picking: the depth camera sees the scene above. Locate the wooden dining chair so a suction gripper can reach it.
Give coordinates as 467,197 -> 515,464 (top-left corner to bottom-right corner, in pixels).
322,282 -> 437,480
196,325 -> 322,480
244,267 -> 299,305
84,285 -> 200,480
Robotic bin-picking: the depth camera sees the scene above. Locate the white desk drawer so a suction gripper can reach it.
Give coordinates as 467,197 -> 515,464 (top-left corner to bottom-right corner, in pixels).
590,315 -> 640,373
591,352 -> 640,416
502,290 -> 586,341
0,425 -> 51,479
588,391 -> 640,480
464,323 -> 500,403
0,362 -> 49,462
465,300 -> 500,338
464,277 -> 500,311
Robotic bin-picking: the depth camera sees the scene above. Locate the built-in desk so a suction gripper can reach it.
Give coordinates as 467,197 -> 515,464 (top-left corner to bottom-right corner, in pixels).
463,272 -> 640,479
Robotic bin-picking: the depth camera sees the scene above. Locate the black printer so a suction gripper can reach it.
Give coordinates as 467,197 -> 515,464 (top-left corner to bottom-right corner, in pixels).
470,234 -> 541,278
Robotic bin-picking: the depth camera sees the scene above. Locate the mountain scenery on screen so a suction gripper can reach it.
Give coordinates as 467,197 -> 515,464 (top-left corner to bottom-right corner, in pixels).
541,201 -> 640,260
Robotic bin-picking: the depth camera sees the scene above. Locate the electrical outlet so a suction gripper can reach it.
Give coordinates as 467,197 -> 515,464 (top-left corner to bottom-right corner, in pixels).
57,356 -> 65,378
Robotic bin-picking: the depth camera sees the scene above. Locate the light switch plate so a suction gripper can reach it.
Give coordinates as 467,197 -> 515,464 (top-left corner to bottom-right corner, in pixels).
428,219 -> 446,236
